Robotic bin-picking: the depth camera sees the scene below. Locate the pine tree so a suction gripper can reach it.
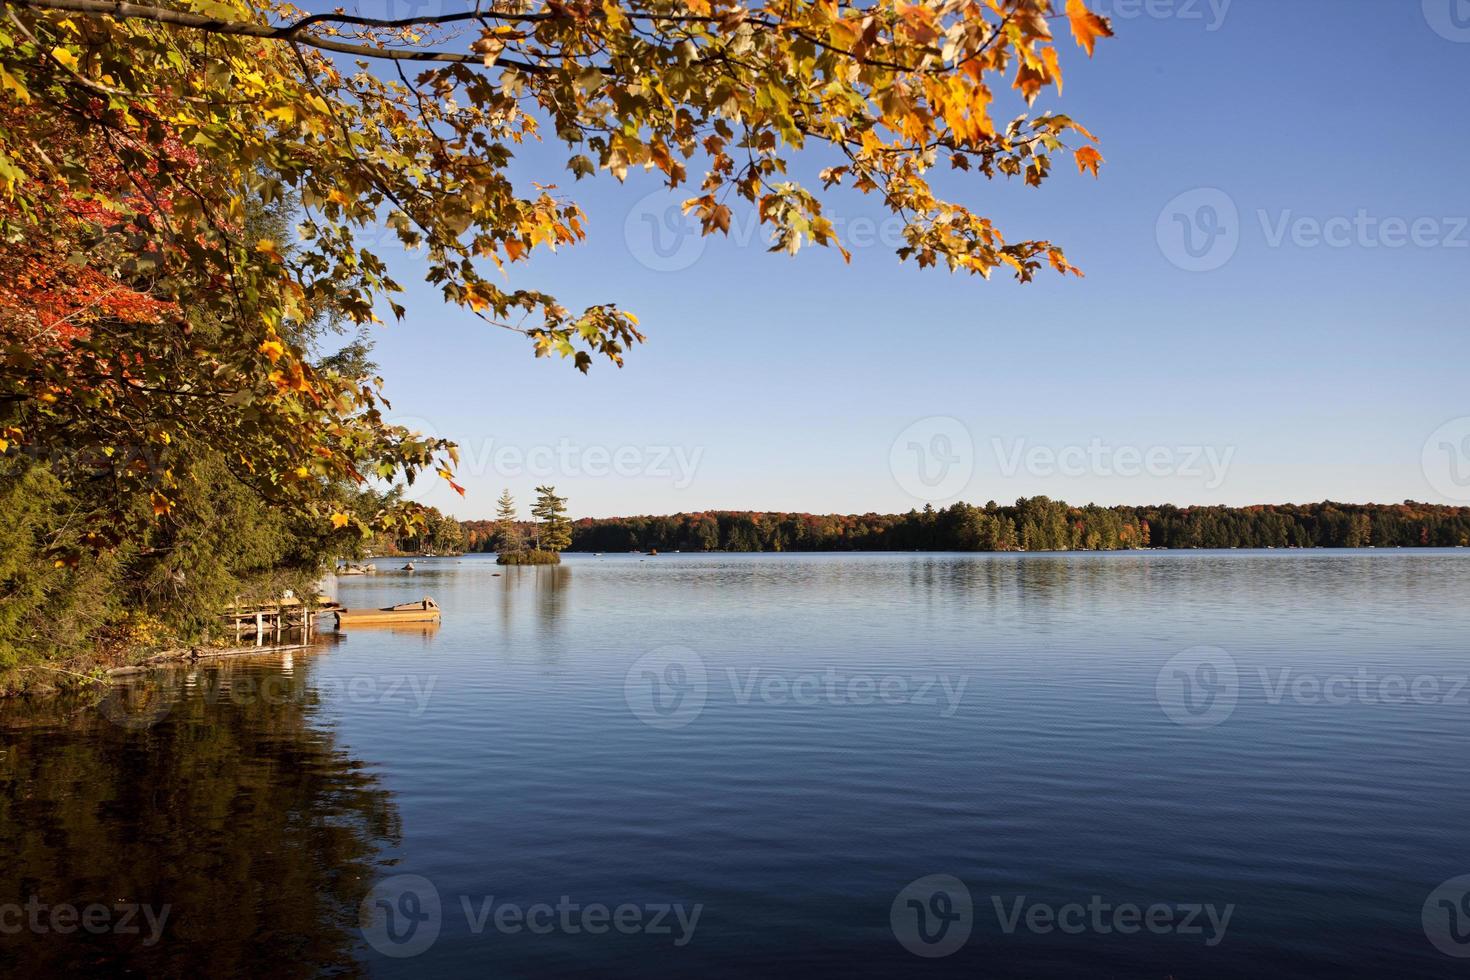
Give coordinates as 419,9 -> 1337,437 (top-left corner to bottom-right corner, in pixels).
495,489 -> 520,554
531,486 -> 572,553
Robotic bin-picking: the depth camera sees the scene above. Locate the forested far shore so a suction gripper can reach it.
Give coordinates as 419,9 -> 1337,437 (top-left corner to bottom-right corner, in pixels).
462,499 -> 1470,554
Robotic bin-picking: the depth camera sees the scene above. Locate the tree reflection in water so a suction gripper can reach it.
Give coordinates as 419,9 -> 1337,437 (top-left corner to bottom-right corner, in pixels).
0,652 -> 400,977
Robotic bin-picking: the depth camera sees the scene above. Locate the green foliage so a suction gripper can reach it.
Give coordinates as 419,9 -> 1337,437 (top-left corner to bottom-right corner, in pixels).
566,499 -> 1470,553
495,549 -> 562,566
0,448 -> 336,688
0,459 -> 121,672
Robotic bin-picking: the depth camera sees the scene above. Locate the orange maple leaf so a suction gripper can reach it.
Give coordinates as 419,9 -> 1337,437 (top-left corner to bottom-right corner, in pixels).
1074,146 -> 1103,178
1065,0 -> 1113,57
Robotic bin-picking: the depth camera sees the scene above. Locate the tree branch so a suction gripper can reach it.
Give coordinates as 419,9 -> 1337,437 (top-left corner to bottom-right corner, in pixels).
2,0 -> 552,67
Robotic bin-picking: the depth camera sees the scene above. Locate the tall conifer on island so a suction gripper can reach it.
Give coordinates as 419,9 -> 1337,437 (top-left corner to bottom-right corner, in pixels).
495,489 -> 521,554
532,486 -> 572,554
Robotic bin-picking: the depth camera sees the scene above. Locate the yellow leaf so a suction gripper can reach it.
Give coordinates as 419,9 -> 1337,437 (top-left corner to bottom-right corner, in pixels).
0,66 -> 31,104
255,237 -> 284,263
50,47 -> 78,69
331,512 -> 350,529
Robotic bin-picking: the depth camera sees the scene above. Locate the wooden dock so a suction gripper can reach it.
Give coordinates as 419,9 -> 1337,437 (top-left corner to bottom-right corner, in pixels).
222,595 -> 339,645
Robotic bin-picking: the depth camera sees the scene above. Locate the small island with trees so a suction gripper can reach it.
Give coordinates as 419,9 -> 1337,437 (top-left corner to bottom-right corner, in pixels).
492,486 -> 572,565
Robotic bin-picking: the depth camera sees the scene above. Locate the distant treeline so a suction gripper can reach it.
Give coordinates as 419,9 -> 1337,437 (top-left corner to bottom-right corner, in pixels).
522,499 -> 1470,553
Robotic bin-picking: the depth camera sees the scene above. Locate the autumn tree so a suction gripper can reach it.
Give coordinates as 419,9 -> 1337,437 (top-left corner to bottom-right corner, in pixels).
531,485 -> 572,553
1,0 -> 1111,508
0,0 -> 1113,657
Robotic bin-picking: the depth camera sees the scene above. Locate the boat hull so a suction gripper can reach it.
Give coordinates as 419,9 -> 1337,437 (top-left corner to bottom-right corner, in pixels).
334,598 -> 440,627
335,609 -> 440,626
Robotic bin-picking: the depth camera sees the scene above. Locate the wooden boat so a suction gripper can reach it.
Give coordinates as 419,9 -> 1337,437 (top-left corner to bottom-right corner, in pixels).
335,597 -> 440,628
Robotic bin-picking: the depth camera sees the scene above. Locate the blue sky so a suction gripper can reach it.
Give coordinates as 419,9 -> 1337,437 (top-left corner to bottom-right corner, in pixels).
345,0 -> 1470,519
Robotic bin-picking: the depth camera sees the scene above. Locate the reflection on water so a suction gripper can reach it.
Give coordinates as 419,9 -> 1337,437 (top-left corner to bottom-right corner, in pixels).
5,551 -> 1470,978
0,652 -> 400,978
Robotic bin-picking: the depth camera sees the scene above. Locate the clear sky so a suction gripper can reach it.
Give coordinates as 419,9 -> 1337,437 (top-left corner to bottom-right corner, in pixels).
346,0 -> 1470,520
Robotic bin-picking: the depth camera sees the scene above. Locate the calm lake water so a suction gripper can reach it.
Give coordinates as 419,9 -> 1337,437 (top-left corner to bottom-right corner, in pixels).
4,551 -> 1470,977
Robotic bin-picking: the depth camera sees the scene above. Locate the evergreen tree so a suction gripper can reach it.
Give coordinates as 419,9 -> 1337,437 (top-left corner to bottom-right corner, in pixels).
531,486 -> 572,554
495,489 -> 521,554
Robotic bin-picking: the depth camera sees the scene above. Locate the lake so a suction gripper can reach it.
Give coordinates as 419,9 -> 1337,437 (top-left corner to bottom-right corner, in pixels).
4,551 -> 1470,977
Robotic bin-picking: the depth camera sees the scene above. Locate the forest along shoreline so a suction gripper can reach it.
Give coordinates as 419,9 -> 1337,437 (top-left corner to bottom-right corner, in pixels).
5,495 -> 1469,701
